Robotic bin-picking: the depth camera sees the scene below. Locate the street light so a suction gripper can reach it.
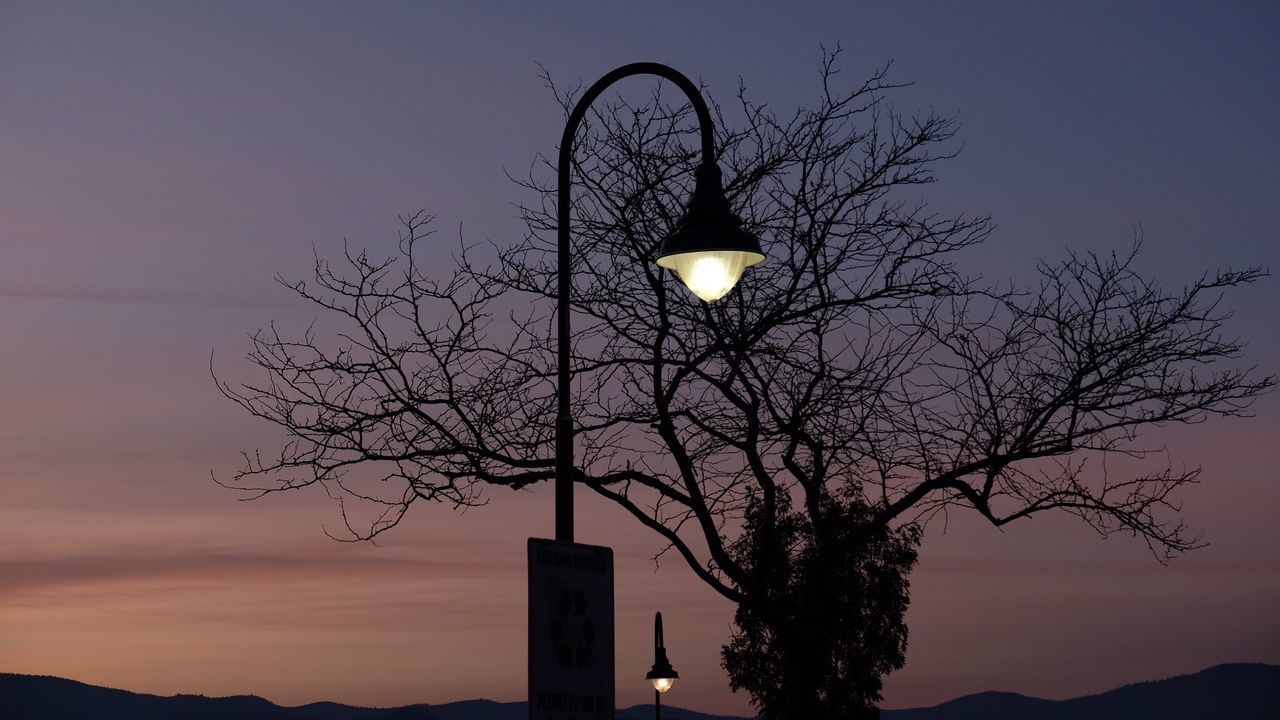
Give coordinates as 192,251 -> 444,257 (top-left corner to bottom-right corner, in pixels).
645,611 -> 679,720
554,63 -> 764,541
655,163 -> 764,302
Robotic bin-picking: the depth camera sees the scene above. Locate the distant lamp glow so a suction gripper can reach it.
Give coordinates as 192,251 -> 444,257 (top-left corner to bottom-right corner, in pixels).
651,676 -> 675,693
656,164 -> 764,303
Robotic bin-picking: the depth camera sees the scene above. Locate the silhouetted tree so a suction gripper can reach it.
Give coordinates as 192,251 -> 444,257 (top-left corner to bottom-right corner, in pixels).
722,496 -> 920,718
216,51 -> 1273,720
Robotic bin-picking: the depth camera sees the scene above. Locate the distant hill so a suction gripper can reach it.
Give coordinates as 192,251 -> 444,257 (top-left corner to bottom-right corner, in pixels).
1,663 -> 1275,719
884,662 -> 1279,720
0,675 -> 437,720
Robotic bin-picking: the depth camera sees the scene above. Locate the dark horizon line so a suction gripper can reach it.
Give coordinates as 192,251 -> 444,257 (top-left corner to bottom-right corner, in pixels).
3,660 -> 1275,717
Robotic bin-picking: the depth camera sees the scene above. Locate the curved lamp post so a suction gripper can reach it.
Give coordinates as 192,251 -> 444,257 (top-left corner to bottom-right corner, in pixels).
645,611 -> 679,720
554,63 -> 764,542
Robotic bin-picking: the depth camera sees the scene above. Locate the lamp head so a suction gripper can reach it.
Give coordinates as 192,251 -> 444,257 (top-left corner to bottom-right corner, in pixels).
656,163 -> 764,303
645,647 -> 678,693
646,611 -> 679,692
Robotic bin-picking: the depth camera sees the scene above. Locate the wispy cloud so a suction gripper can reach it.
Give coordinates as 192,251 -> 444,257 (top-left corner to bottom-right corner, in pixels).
0,286 -> 308,311
0,546 -> 520,597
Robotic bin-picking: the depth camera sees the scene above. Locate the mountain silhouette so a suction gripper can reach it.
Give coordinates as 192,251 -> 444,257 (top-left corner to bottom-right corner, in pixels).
1,663 -> 1275,719
885,662 -> 1278,719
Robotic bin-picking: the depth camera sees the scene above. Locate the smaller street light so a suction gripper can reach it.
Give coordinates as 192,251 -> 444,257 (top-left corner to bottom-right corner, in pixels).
645,611 -> 679,720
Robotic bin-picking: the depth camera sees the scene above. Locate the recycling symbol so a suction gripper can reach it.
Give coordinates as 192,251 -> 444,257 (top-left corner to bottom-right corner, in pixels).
549,588 -> 596,668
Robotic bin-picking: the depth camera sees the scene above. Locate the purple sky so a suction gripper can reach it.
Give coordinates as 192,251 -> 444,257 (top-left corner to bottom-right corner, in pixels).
2,1 -> 1278,715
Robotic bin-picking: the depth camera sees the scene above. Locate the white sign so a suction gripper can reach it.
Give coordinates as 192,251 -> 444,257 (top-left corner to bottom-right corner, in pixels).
528,538 -> 614,720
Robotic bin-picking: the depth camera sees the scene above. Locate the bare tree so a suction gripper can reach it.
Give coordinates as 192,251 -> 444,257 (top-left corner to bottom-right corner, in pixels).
216,52 -> 1273,719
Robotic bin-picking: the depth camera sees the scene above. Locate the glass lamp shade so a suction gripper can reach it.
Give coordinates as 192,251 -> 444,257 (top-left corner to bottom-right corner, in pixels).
651,676 -> 676,693
655,249 -> 764,303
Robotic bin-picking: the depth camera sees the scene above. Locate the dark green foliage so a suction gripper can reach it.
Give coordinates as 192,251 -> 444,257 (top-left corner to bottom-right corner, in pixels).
722,497 -> 921,720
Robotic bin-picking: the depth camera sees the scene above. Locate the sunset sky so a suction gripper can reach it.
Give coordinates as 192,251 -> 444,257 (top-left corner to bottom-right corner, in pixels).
2,1 -> 1278,715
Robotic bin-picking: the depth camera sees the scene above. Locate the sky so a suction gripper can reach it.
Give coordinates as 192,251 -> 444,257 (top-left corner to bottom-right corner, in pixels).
1,0 -> 1278,715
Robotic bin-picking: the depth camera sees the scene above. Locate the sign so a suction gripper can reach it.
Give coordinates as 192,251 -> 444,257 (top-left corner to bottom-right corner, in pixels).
528,538 -> 614,720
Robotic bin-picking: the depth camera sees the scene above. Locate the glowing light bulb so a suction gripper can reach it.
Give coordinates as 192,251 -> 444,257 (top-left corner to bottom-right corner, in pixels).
659,249 -> 760,302
651,676 -> 675,693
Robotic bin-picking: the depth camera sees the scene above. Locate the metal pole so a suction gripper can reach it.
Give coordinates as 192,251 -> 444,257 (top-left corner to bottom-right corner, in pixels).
654,611 -> 665,720
554,63 -> 717,543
